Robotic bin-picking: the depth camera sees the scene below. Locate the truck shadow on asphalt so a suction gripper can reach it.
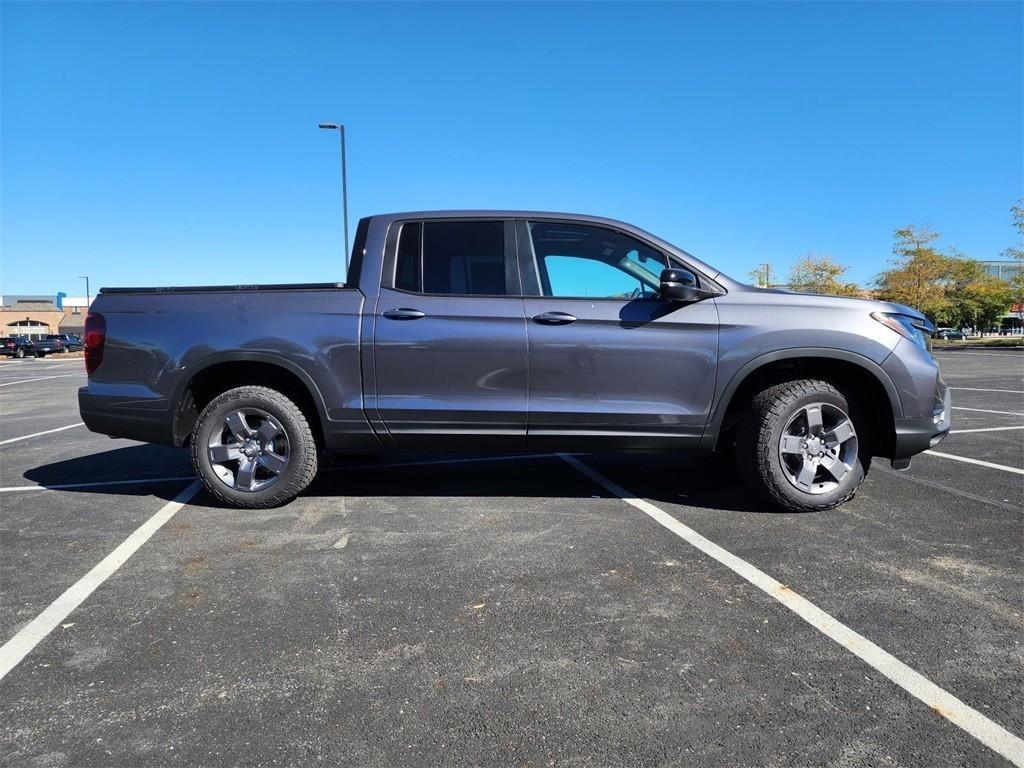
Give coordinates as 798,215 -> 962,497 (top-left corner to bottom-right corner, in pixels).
23,445 -> 783,514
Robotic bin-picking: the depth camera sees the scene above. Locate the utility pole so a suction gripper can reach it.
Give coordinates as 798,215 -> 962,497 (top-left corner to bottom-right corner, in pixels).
318,123 -> 350,275
759,263 -> 772,288
79,275 -> 90,307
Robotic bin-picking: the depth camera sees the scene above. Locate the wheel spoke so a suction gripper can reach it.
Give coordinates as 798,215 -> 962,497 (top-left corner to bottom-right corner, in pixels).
209,444 -> 241,463
795,459 -> 817,489
824,420 -> 855,448
225,411 -> 253,442
804,405 -> 823,435
780,435 -> 804,454
235,457 -> 257,490
256,418 -> 282,444
820,455 -> 850,482
257,451 -> 288,474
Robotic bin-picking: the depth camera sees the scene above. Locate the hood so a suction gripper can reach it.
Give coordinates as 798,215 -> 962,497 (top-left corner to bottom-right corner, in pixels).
740,285 -> 927,322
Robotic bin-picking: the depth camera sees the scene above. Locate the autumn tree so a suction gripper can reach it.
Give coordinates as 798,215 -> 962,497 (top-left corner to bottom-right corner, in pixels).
874,226 -> 954,320
787,255 -> 861,296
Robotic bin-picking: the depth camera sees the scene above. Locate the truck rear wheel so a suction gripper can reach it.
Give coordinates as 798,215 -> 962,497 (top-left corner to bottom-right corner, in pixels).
191,385 -> 318,509
735,378 -> 868,512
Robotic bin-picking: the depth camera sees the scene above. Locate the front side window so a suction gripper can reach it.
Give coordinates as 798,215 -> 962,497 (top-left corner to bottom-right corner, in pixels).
394,220 -> 507,295
529,221 -> 669,299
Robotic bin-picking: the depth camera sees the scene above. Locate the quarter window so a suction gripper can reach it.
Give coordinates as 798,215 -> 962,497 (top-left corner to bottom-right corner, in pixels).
529,221 -> 669,299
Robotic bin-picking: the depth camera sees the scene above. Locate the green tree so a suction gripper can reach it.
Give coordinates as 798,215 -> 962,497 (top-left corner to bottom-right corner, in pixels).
746,264 -> 774,288
874,226 -> 952,320
787,255 -> 861,296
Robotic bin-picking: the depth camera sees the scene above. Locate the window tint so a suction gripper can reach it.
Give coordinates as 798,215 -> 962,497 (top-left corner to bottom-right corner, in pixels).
395,222 -> 421,292
421,221 -> 506,295
529,222 -> 669,299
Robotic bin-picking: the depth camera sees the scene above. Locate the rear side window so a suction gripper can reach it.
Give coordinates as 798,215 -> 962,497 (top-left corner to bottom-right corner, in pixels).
394,220 -> 507,295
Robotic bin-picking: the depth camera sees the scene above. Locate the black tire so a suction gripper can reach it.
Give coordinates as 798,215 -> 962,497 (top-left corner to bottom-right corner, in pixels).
191,385 -> 318,509
735,378 -> 869,512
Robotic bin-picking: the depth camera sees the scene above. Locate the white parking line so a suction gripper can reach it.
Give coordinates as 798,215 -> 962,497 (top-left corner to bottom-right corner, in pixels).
0,481 -> 200,682
923,450 -> 1024,475
0,422 -> 84,446
0,476 -> 196,493
953,406 -> 1024,417
934,350 -> 1023,358
558,453 -> 1024,767
0,374 -> 84,388
951,387 -> 1024,394
951,426 -> 1024,434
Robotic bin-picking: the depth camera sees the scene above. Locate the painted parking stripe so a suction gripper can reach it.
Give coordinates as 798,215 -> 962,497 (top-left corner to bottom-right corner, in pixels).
0,374 -> 84,388
951,426 -> 1024,434
923,450 -> 1024,475
0,422 -> 84,446
951,387 -> 1024,394
558,453 -> 1024,767
0,476 -> 196,493
952,406 -> 1024,417
933,350 -> 1023,357
0,481 -> 200,682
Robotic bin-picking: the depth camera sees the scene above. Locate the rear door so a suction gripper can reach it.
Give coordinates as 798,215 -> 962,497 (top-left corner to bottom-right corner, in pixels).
519,219 -> 720,450
371,218 -> 528,449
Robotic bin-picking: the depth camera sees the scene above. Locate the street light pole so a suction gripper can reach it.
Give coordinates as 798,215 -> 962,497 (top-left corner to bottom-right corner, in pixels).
79,275 -> 90,307
318,123 -> 350,275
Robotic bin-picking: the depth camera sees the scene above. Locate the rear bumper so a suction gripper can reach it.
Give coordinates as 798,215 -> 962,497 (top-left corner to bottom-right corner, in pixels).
78,387 -> 177,446
891,385 -> 951,466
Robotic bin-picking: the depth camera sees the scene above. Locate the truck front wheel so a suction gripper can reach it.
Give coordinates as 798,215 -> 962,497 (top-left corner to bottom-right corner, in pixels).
735,378 -> 868,512
191,385 -> 318,508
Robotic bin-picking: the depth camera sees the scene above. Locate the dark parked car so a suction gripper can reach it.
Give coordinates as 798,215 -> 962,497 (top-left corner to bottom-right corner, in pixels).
933,328 -> 965,341
47,333 -> 83,351
0,336 -> 38,358
32,337 -> 65,356
79,211 -> 950,512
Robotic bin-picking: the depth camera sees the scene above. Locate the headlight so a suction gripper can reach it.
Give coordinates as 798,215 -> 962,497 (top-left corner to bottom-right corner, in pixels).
871,312 -> 933,351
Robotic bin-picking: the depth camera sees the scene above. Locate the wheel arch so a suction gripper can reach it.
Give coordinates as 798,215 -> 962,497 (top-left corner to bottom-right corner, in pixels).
703,348 -> 901,458
172,353 -> 328,449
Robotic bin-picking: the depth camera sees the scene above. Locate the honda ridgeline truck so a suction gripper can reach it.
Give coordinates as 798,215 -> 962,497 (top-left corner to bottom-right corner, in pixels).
79,211 -> 950,511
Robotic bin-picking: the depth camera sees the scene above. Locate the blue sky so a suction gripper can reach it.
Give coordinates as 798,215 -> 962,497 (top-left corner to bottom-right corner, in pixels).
2,1 -> 1020,296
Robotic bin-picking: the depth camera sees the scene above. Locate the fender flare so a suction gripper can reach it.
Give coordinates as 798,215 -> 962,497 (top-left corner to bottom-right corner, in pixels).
700,347 -> 902,451
170,350 -> 332,446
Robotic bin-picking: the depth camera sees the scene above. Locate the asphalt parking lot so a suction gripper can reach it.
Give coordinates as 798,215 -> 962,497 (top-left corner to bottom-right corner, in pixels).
1,350 -> 1021,767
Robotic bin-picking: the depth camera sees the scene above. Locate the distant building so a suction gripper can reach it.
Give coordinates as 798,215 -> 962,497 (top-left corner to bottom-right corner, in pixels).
0,294 -> 92,339
979,260 -> 1023,283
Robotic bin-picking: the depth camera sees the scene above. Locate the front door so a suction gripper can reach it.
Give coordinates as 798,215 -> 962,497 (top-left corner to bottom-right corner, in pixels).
372,218 -> 528,449
519,219 -> 720,450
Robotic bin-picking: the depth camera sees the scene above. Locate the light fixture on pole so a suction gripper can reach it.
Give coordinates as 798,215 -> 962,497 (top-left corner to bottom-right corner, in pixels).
318,123 -> 350,275
79,275 -> 91,307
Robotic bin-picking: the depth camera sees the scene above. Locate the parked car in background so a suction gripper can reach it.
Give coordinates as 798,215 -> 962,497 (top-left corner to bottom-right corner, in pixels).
933,328 -> 965,341
80,210 -> 950,513
1,336 -> 39,358
47,333 -> 83,351
32,337 -> 65,356
47,333 -> 82,352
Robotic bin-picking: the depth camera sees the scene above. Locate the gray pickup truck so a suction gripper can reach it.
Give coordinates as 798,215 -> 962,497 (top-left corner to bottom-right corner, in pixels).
79,211 -> 950,511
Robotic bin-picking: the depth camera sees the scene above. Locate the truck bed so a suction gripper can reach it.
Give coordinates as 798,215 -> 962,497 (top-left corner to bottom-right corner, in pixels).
99,282 -> 348,294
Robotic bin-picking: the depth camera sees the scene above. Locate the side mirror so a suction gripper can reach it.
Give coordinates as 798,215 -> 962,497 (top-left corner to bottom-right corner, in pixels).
660,268 -> 707,302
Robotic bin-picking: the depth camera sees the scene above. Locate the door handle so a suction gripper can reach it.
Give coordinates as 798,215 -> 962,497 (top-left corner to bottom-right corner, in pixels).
532,311 -> 578,325
382,308 -> 426,320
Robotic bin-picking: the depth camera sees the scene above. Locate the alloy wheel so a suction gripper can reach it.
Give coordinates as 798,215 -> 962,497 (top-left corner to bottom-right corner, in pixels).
778,402 -> 858,495
207,407 -> 290,492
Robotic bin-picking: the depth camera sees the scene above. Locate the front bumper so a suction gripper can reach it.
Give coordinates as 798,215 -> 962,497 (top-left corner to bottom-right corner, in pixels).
890,385 -> 951,468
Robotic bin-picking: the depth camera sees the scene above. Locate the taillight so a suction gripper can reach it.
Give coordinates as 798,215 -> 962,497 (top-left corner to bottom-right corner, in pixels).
84,312 -> 106,374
